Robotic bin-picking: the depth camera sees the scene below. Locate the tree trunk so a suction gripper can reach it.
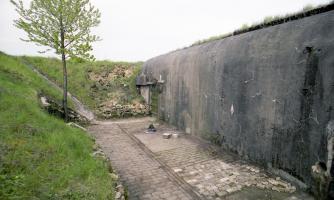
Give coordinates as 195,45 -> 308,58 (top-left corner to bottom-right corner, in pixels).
60,27 -> 68,122
61,52 -> 68,122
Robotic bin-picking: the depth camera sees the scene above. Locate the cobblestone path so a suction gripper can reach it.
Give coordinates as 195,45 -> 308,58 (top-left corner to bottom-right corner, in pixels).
88,119 -> 195,200
89,118 -> 313,200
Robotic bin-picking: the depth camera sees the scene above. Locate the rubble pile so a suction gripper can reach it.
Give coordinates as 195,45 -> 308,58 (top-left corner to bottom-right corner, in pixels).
87,65 -> 149,119
97,100 -> 149,118
88,65 -> 133,86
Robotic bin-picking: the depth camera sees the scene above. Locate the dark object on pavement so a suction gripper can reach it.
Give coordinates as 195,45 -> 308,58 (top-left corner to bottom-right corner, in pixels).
147,124 -> 156,132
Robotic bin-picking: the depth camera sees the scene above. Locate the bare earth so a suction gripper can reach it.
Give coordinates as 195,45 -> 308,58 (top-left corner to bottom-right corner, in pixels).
88,117 -> 314,200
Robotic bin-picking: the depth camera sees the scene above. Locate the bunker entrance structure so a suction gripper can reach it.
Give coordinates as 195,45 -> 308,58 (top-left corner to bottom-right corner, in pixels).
136,73 -> 165,117
137,6 -> 334,198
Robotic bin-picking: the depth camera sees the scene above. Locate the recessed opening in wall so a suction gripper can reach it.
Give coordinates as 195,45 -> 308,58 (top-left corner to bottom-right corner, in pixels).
151,85 -> 159,116
318,161 -> 327,171
303,46 -> 313,54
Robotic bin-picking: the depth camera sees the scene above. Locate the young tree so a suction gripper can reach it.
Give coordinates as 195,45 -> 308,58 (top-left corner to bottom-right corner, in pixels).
11,0 -> 101,121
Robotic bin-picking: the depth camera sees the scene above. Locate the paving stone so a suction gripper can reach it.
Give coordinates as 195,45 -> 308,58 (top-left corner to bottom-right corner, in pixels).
88,120 -> 192,200
89,118 -> 314,200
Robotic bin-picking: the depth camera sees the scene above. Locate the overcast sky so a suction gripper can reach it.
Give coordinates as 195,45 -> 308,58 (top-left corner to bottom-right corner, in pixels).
0,0 -> 330,61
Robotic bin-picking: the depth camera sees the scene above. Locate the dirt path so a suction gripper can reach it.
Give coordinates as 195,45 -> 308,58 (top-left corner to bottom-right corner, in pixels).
89,118 -> 314,200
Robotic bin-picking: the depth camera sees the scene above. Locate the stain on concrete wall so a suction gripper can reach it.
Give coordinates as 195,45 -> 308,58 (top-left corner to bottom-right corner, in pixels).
142,10 -> 334,187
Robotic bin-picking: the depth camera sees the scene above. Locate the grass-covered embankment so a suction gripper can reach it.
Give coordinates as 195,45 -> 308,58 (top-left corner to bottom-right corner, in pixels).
0,52 -> 115,199
23,56 -> 148,119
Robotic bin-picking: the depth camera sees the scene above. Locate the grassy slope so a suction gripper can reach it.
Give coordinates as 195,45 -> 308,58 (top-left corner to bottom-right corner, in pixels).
23,56 -> 143,114
0,52 -> 114,199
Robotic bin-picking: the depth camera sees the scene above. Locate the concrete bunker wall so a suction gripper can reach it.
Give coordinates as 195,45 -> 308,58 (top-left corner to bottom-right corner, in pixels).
142,10 -> 334,186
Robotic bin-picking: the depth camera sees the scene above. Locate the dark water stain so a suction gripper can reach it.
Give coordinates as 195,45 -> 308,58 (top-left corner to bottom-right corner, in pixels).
272,46 -> 320,183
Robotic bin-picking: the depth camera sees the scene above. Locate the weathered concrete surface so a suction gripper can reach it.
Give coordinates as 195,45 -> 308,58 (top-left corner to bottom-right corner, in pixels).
142,10 -> 334,188
89,118 -> 313,199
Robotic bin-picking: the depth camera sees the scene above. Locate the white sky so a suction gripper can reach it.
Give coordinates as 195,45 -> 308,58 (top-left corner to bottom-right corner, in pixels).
0,0 -> 330,61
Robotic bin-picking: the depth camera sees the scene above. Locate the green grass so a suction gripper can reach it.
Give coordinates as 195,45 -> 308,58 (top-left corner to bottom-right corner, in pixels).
22,56 -> 144,114
0,52 -> 115,199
